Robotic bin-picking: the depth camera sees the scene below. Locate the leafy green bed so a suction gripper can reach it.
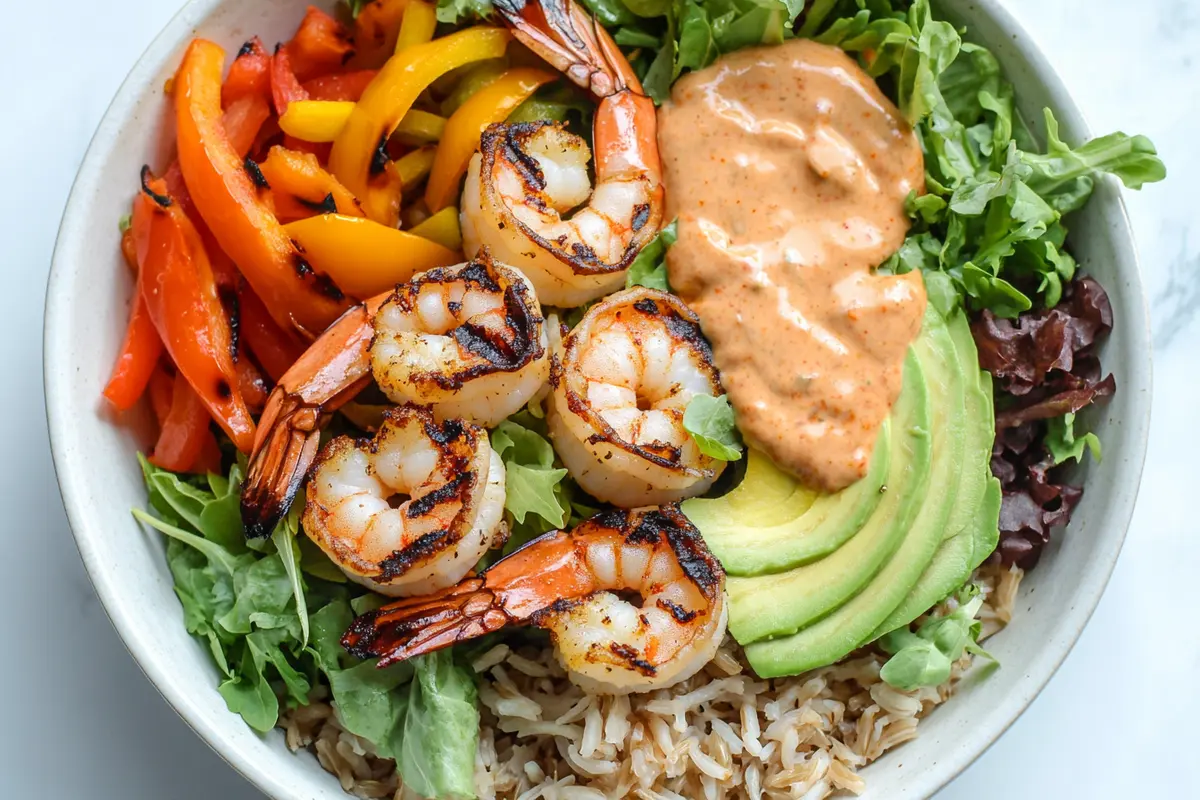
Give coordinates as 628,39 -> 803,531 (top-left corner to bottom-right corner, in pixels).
131,1 -> 1165,797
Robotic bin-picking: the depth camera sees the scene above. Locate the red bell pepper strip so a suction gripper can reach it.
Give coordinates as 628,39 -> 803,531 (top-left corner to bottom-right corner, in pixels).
103,293 -> 164,411
288,6 -> 354,82
236,356 -> 271,413
151,371 -> 212,472
149,366 -> 174,424
175,39 -> 350,335
270,45 -> 310,117
192,429 -> 224,475
222,37 -> 272,108
302,70 -> 377,101
135,169 -> 257,453
238,285 -> 307,382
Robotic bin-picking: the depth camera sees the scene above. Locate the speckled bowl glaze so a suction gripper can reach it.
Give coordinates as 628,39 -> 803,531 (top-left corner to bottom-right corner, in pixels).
44,1 -> 1151,797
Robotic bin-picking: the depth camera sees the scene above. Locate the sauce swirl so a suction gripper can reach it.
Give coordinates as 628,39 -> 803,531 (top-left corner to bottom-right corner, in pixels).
658,39 -> 927,491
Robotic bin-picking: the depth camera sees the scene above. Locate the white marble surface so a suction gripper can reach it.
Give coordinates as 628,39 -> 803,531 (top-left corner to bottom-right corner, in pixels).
3,0 -> 1196,797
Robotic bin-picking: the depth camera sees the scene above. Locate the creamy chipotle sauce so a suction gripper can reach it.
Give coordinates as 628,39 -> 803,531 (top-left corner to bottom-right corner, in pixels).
658,39 -> 927,492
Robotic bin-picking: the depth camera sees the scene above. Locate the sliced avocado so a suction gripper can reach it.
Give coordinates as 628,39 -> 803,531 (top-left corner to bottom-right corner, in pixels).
744,312 -> 962,678
870,309 -> 1001,637
683,424 -> 890,576
720,412 -> 916,642
730,346 -> 933,644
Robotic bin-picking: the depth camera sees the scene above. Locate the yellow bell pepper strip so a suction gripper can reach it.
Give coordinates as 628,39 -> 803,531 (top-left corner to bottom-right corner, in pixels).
425,67 -> 555,212
279,100 -> 355,142
392,146 -> 437,192
284,214 -> 461,299
175,39 -> 351,334
395,0 -> 438,53
408,205 -> 464,252
394,109 -> 447,143
280,100 -> 446,144
256,146 -> 364,222
329,27 -> 511,227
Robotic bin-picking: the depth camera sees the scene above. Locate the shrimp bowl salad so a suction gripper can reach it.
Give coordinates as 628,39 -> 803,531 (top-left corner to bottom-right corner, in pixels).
47,0 -> 1165,798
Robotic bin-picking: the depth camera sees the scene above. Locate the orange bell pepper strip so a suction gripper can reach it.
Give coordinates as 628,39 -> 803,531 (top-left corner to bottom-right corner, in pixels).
135,169 -> 256,453
103,293 -> 164,411
151,371 -> 212,472
238,286 -> 307,382
175,39 -> 350,335
329,27 -> 511,227
284,214 -> 460,299
222,37 -> 272,107
303,69 -> 377,101
288,6 -> 354,82
120,227 -> 138,271
354,0 -> 411,67
163,91 -> 271,291
256,145 -> 364,222
425,67 -> 554,212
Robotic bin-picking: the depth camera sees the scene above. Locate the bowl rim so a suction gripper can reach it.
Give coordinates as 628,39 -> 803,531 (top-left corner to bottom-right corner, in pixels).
44,0 -> 1153,798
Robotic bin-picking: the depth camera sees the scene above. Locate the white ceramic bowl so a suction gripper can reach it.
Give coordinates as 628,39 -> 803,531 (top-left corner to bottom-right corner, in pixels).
45,1 -> 1151,797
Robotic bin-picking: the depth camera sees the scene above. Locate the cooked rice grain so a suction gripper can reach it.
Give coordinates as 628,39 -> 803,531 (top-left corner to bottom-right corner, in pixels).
279,563 -> 1024,799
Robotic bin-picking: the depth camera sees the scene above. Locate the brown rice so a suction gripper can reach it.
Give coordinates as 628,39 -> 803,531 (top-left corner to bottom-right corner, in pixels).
281,562 -> 1024,800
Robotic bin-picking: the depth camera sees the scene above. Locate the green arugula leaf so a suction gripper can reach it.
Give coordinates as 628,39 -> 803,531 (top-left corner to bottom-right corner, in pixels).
682,394 -> 743,461
1045,412 -> 1102,465
1021,108 -> 1167,213
272,504 -> 310,648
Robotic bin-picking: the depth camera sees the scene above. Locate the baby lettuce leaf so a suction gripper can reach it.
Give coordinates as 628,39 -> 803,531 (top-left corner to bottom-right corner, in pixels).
309,600 -> 415,752
1044,412 -> 1101,466
683,394 -> 743,461
625,220 -> 676,291
398,650 -> 480,800
310,602 -> 478,799
878,585 -> 994,691
491,419 -> 570,528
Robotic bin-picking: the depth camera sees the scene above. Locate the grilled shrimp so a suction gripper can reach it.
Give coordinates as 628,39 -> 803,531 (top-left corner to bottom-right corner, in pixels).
547,287 -> 726,507
241,252 -> 547,539
370,259 -> 549,425
459,0 -> 664,308
342,506 -> 727,694
304,405 -> 506,597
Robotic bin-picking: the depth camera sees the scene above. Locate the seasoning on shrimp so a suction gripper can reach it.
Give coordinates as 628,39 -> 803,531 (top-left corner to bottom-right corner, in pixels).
240,252 -> 549,538
370,257 -> 549,425
343,505 -> 727,694
547,287 -> 727,506
304,404 -> 507,597
459,0 -> 664,308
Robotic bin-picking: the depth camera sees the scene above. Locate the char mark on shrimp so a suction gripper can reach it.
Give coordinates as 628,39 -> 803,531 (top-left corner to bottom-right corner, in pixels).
608,642 -> 657,676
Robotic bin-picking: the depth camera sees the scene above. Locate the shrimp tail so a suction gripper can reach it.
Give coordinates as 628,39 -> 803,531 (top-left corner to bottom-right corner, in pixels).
240,299 -> 383,538
240,390 -> 325,539
492,0 -> 641,97
341,577 -> 513,667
